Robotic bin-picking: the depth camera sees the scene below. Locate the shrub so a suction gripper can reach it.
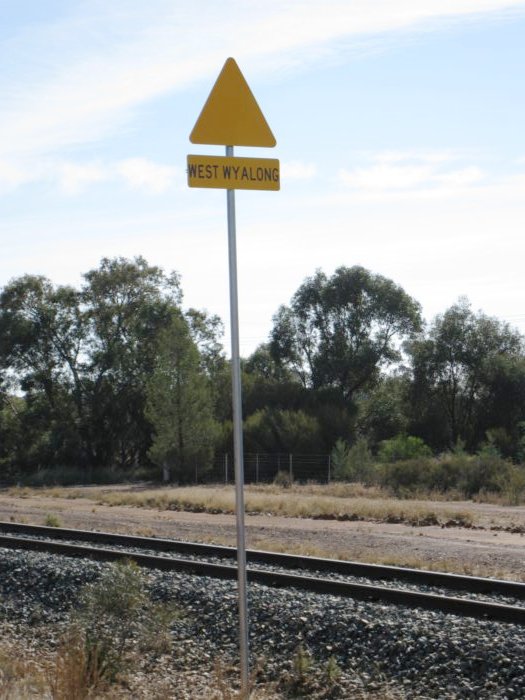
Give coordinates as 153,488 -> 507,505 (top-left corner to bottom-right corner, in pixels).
44,513 -> 62,528
273,470 -> 293,488
331,439 -> 352,481
427,452 -> 470,493
378,434 -> 432,463
72,560 -> 178,687
378,458 -> 434,495
459,442 -> 512,498
332,437 -> 373,482
503,464 -> 525,505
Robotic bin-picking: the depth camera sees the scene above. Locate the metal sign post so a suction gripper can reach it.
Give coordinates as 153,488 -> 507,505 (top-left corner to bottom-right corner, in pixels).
187,57 -> 279,698
226,143 -> 250,696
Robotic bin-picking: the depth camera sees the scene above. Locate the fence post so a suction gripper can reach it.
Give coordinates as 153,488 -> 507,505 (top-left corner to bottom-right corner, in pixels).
256,454 -> 259,484
289,453 -> 293,482
327,454 -> 331,484
225,453 -> 229,485
195,463 -> 198,484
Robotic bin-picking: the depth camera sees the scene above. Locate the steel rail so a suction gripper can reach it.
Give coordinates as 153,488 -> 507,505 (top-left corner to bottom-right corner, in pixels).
0,532 -> 524,626
0,521 -> 524,599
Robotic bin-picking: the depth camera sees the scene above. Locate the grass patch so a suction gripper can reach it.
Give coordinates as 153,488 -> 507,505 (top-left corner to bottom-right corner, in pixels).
44,513 -> 62,528
88,485 -> 477,528
7,483 -> 483,529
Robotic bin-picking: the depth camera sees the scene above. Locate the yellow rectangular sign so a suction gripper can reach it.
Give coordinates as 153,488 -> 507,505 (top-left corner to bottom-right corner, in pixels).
187,155 -> 280,191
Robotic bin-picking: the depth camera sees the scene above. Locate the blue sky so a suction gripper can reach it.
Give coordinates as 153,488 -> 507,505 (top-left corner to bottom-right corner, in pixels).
1,1 -> 524,355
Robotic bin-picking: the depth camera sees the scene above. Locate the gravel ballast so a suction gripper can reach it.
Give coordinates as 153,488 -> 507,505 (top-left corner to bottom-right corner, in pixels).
0,547 -> 524,699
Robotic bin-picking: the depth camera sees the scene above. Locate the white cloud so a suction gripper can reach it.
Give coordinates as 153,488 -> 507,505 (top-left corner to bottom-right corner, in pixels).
0,161 -> 38,191
116,158 -> 179,193
58,162 -> 109,194
370,150 -> 458,164
339,163 -> 434,190
1,0 -> 524,163
281,161 -> 317,180
434,166 -> 485,186
0,157 -> 182,195
338,151 -> 486,197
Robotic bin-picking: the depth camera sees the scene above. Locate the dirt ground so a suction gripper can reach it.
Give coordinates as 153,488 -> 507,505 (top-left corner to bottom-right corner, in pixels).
0,487 -> 524,580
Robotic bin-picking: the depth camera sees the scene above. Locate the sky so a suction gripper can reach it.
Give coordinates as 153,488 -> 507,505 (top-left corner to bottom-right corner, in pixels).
1,0 -> 524,356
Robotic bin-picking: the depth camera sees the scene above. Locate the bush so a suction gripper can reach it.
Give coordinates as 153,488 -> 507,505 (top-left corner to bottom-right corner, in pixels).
459,442 -> 512,498
273,470 -> 293,488
331,439 -> 352,481
503,464 -> 525,505
331,437 -> 373,482
72,560 -> 178,688
378,458 -> 434,495
44,513 -> 62,528
426,451 -> 470,493
378,435 -> 432,463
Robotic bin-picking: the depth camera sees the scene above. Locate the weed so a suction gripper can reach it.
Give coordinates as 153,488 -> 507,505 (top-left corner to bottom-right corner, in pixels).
325,655 -> 342,684
71,560 -> 179,687
0,650 -> 49,699
50,624 -> 106,699
210,656 -> 267,699
273,470 -> 293,489
292,644 -> 313,683
44,513 -> 62,528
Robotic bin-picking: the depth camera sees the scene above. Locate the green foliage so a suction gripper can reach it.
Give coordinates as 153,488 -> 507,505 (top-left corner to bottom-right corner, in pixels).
407,298 -> 524,451
0,257 -> 186,475
292,644 -> 313,682
2,260 -> 524,485
331,438 -> 352,480
0,396 -> 26,479
270,266 -> 421,400
379,458 -> 435,495
75,561 -> 177,684
23,465 -> 126,487
459,442 -> 512,498
44,513 -> 62,527
325,655 -> 342,684
243,407 -> 323,454
503,464 -> 525,505
145,314 -> 219,482
332,437 -> 373,482
378,434 -> 432,463
355,374 -> 409,448
377,440 -> 520,499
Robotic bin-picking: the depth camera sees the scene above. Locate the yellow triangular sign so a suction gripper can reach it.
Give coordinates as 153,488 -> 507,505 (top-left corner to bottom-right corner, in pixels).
190,58 -> 276,147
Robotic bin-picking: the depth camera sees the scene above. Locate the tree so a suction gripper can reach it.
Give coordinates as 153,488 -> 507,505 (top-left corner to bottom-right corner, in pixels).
477,355 -> 525,458
0,257 -> 186,474
0,275 -> 87,469
243,408 -> 323,455
81,256 -> 183,467
185,307 -> 226,379
407,298 -> 524,450
331,437 -> 373,482
355,374 -> 410,449
145,315 -> 219,482
270,266 -> 421,401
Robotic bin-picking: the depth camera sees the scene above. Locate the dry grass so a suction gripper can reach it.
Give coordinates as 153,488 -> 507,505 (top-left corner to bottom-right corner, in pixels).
0,634 -> 405,699
0,642 -> 50,699
5,483 -> 482,528
91,485 -> 477,528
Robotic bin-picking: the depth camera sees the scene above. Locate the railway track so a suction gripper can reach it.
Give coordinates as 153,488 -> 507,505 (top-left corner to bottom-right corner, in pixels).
1,520 -> 524,625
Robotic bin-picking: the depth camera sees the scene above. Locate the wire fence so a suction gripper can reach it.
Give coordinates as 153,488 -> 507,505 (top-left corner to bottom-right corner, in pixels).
203,453 -> 332,485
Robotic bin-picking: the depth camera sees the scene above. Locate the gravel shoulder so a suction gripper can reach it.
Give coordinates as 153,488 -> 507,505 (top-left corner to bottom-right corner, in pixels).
1,488 -> 524,580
